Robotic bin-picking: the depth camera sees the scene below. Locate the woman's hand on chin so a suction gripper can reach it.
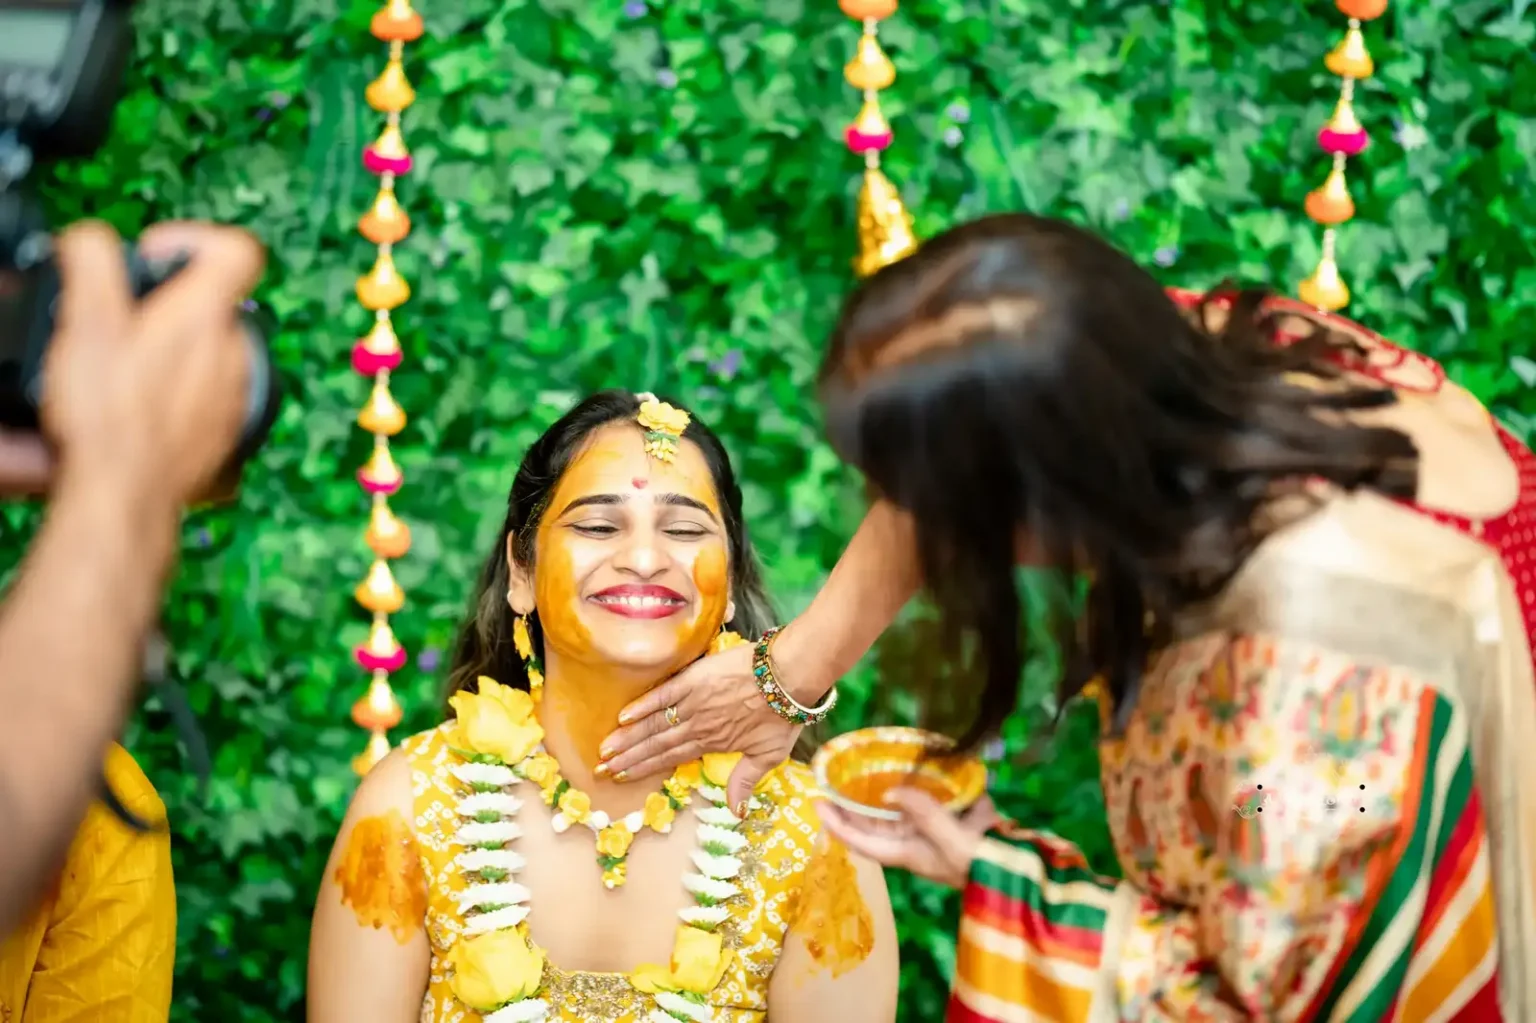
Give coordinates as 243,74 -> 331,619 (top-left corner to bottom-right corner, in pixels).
598,639 -> 799,817
817,790 -> 1002,890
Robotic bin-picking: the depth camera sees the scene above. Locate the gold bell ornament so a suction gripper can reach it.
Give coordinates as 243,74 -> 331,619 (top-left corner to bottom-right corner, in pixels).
1324,26 -> 1374,79
844,35 -> 895,92
358,376 -> 407,435
356,250 -> 410,311
359,185 -> 411,246
351,677 -> 403,733
355,559 -> 406,615
358,443 -> 405,493
1303,165 -> 1355,226
366,501 -> 412,559
365,57 -> 416,112
854,168 -> 918,277
1299,254 -> 1351,312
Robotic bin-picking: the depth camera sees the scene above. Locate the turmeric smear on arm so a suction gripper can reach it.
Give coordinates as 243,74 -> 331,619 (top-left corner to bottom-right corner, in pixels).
788,836 -> 876,978
333,810 -> 428,944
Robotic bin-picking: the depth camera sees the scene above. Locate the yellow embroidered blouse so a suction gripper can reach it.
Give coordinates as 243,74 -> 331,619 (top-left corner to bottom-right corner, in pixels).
401,724 -> 823,1023
0,744 -> 176,1023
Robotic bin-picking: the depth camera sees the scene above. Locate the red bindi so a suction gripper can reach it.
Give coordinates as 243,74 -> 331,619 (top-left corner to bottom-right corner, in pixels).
631,477 -> 649,489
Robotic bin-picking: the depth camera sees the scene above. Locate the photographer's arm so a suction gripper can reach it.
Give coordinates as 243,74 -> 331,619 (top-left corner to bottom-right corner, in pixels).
0,469 -> 178,931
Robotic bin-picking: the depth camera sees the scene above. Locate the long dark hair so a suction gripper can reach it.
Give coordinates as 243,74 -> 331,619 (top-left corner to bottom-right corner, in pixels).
819,213 -> 1419,747
445,390 -> 776,703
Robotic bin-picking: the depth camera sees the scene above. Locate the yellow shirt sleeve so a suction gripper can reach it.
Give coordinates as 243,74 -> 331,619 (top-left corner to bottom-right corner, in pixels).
22,744 -> 176,1023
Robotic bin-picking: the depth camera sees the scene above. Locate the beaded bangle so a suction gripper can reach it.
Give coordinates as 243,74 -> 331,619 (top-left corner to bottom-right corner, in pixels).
751,627 -> 838,726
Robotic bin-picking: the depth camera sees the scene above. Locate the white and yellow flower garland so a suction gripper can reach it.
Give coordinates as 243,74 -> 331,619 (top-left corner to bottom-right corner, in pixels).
445,677 -> 756,1023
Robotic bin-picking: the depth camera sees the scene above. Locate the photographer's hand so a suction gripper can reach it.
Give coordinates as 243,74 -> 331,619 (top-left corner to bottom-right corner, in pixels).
0,220 -> 264,932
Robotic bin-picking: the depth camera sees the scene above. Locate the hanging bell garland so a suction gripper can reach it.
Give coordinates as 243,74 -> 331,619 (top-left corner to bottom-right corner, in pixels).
841,1 -> 916,276
349,1 -> 425,776
1297,0 -> 1389,313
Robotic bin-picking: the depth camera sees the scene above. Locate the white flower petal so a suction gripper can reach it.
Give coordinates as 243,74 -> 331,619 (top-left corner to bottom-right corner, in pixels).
679,905 -> 731,928
484,998 -> 550,1023
457,820 -> 521,846
695,783 -> 727,804
550,813 -> 572,834
654,991 -> 712,1022
624,811 -> 645,832
455,882 -> 531,911
690,850 -> 742,880
462,904 -> 530,934
456,791 -> 523,817
450,762 -> 518,787
588,810 -> 610,830
456,848 -> 527,875
682,874 -> 739,901
694,806 -> 740,829
696,824 -> 748,853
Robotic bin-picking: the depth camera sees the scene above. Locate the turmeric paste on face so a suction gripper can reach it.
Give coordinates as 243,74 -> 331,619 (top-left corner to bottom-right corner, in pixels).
334,810 -> 427,944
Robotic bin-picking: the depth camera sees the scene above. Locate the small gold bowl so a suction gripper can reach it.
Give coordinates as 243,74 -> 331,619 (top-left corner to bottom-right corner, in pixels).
812,726 -> 987,822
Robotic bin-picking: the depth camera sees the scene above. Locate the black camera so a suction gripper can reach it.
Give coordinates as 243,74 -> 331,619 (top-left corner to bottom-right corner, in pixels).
0,0 -> 278,467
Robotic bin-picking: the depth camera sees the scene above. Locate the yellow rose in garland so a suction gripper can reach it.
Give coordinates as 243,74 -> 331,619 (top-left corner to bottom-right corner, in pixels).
630,925 -> 733,996
447,928 -> 544,1010
596,824 -> 634,859
521,752 -> 560,791
642,791 -> 676,832
449,677 -> 543,764
701,752 -> 742,789
558,787 -> 592,824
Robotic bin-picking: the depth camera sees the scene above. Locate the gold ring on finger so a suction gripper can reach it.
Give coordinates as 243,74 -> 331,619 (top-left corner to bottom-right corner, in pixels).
664,705 -> 680,728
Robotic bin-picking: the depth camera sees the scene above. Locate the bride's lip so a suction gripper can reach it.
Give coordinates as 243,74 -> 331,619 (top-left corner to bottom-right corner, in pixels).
588,584 -> 688,619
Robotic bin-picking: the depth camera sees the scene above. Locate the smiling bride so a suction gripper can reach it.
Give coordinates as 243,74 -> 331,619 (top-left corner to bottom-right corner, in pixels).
306,391 -> 898,1023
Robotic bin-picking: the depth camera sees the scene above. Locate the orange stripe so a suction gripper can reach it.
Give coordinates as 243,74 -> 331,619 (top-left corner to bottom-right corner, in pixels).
1397,880 -> 1498,1020
1303,689 -> 1437,1023
956,934 -> 1093,1021
1418,821 -> 1484,945
964,901 -> 1105,968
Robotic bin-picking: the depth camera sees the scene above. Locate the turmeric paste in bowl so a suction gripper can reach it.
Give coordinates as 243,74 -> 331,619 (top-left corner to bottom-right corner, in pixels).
812,726 -> 986,821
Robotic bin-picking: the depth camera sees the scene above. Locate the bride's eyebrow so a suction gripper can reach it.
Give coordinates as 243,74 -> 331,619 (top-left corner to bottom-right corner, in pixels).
556,493 -> 718,522
558,493 -> 624,516
657,493 -> 718,520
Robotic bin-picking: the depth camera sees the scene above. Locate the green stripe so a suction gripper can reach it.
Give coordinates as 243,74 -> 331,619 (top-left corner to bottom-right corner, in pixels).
1316,696 -> 1459,1023
980,830 -> 1110,890
970,850 -> 1114,933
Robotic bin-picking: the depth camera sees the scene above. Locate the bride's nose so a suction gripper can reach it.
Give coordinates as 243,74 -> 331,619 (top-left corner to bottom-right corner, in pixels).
610,527 -> 666,578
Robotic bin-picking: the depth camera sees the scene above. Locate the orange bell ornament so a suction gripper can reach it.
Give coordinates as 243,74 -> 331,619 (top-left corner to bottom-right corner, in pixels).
366,501 -> 413,558
854,167 -> 918,277
356,559 -> 406,614
1299,254 -> 1351,312
351,678 -> 404,732
1324,26 -> 1374,79
352,730 -> 393,776
840,0 -> 897,18
366,58 -> 416,113
359,186 -> 411,245
357,250 -> 410,311
1304,166 -> 1355,225
844,34 -> 895,91
358,377 -> 406,435
1336,0 -> 1388,19
370,0 -> 424,42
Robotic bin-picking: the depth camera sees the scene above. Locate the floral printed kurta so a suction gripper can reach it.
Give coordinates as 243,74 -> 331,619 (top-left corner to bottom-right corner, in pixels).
949,484 -> 1536,1020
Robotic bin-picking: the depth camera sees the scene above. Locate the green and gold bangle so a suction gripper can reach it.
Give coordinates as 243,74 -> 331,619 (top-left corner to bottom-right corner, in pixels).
752,627 -> 838,727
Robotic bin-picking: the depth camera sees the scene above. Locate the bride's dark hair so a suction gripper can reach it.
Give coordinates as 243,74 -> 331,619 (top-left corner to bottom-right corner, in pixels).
444,390 -> 776,704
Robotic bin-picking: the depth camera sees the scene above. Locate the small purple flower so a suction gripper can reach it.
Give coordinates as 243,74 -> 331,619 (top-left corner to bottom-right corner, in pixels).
711,349 -> 743,379
655,67 -> 678,89
194,528 -> 212,548
1110,198 -> 1131,222
255,108 -> 273,122
1153,245 -> 1179,267
623,0 -> 647,16
240,299 -> 258,312
417,647 -> 441,672
945,103 -> 970,125
942,126 -> 964,148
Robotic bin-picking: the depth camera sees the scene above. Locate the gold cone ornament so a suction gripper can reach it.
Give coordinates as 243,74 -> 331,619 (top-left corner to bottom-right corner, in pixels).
358,377 -> 407,435
1324,27 -> 1374,79
352,729 -> 393,776
365,58 -> 416,112
359,443 -> 404,490
357,250 -> 410,310
369,121 -> 411,162
854,168 -> 918,277
1299,253 -> 1351,312
355,559 -> 406,614
850,98 -> 892,140
361,317 -> 402,357
1324,94 -> 1364,137
845,35 -> 895,91
361,618 -> 404,660
351,677 -> 403,732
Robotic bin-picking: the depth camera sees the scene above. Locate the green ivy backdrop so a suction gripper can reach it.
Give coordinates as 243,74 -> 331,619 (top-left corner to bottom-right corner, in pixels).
4,0 -> 1531,1018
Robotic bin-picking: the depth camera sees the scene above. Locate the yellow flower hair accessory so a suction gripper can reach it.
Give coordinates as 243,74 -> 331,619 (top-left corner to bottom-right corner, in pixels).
636,392 -> 690,463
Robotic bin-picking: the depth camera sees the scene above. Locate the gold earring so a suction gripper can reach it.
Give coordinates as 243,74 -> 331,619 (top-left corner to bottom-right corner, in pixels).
512,613 -> 544,701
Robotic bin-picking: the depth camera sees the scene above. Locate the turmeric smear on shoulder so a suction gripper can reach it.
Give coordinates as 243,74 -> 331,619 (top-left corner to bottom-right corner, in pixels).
334,810 -> 427,944
788,836 -> 875,978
